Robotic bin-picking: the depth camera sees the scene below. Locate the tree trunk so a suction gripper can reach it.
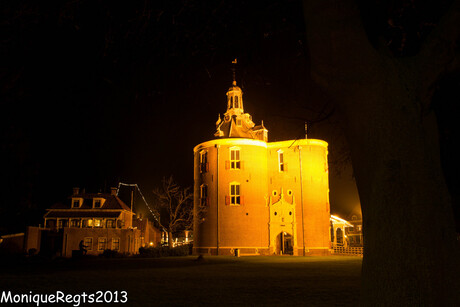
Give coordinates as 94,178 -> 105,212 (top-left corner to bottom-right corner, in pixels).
304,0 -> 460,305
168,231 -> 173,248
344,76 -> 459,306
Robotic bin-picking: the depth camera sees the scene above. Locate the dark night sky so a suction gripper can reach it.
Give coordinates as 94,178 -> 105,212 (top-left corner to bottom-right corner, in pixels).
1,0 -> 457,234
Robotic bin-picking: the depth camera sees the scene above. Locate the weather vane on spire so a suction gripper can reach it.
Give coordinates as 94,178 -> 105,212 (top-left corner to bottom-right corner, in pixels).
231,58 -> 237,85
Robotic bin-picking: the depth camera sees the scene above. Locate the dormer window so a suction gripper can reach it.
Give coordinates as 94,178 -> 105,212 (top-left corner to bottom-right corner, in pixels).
72,198 -> 82,208
93,198 -> 104,208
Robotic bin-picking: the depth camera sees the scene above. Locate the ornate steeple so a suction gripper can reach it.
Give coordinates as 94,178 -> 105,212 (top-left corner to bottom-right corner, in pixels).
215,60 -> 268,141
225,59 -> 244,115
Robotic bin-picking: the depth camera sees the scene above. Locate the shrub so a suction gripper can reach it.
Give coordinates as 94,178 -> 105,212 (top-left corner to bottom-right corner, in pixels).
138,244 -> 192,258
102,249 -> 121,258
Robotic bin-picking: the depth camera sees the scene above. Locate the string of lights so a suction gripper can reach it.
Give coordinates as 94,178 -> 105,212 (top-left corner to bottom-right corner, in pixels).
116,182 -> 165,231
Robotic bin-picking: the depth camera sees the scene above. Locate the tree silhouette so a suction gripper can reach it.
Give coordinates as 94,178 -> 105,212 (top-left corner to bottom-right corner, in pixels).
152,176 -> 199,247
304,0 -> 459,305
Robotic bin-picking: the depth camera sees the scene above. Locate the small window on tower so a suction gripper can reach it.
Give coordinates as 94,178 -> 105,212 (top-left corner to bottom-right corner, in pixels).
236,119 -> 242,127
230,182 -> 240,205
278,151 -> 285,172
200,184 -> 208,206
200,150 -> 208,173
230,148 -> 241,169
230,96 -> 233,108
235,96 -> 239,108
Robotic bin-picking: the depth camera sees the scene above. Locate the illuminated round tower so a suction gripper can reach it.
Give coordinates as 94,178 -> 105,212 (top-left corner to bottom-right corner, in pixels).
193,65 -> 330,256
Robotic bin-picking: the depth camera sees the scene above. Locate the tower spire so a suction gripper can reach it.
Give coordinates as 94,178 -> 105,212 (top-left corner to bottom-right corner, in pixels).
231,58 -> 237,86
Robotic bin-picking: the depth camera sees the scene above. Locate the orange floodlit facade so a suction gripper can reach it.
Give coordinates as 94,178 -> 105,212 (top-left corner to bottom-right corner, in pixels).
193,77 -> 331,256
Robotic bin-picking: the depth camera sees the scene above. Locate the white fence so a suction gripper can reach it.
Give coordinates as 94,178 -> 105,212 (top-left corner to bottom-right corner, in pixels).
333,246 -> 363,256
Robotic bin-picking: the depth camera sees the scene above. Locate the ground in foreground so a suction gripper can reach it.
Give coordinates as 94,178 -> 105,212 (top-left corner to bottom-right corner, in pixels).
0,256 -> 362,306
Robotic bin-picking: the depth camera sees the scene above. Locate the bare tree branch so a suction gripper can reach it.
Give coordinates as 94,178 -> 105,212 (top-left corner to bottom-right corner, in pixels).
152,176 -> 193,247
417,0 -> 460,103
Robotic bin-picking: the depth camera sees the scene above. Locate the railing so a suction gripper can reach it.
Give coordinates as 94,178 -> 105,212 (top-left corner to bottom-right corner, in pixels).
333,246 -> 363,256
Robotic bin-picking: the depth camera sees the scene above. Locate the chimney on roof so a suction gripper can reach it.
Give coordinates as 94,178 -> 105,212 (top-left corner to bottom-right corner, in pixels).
73,187 -> 80,195
111,187 -> 118,196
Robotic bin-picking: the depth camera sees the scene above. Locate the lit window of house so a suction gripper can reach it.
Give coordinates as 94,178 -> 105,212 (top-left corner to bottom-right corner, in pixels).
112,238 -> 120,251
278,151 -> 285,172
200,150 -> 208,173
58,220 -> 68,228
98,237 -> 107,251
94,219 -> 102,228
200,184 -> 208,206
230,182 -> 241,205
84,237 -> 93,251
70,219 -> 80,227
106,219 -> 115,228
230,148 -> 241,169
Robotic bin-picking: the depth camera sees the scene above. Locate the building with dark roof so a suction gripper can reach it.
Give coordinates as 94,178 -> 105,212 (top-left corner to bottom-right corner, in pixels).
44,187 -> 134,230
24,187 -> 161,257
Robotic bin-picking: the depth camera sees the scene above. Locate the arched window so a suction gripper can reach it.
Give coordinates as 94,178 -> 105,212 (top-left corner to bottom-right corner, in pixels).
235,96 -> 239,108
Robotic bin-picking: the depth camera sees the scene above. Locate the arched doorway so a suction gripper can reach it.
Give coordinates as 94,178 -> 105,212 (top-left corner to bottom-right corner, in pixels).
276,232 -> 293,255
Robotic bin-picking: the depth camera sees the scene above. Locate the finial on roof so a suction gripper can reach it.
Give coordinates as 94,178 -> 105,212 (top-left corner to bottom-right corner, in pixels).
231,58 -> 237,86
304,122 -> 308,139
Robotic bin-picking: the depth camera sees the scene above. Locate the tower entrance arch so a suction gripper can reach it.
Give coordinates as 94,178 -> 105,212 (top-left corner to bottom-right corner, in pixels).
276,232 -> 293,255
269,189 -> 297,255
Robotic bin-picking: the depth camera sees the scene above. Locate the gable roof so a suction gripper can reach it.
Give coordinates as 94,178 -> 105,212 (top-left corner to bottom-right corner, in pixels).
49,194 -> 131,211
44,211 -> 122,218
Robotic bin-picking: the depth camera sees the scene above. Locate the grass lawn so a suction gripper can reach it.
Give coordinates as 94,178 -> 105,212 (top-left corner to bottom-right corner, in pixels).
0,256 -> 362,306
